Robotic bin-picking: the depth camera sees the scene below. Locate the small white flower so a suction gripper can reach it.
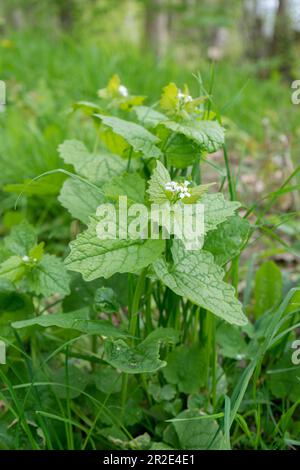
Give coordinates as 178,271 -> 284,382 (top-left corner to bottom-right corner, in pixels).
178,90 -> 192,104
165,181 -> 178,192
179,188 -> 191,199
22,255 -> 30,262
118,85 -> 128,97
236,354 -> 245,361
165,181 -> 191,199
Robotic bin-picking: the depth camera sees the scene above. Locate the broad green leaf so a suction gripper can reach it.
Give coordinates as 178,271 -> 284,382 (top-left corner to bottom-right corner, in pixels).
269,352 -> 300,402
29,242 -> 45,263
163,398 -> 183,417
4,221 -> 37,256
99,426 -> 129,445
147,161 -> 171,204
3,174 -> 65,197
0,279 -> 27,312
216,322 -> 249,360
58,177 -> 103,224
63,274 -> 101,312
284,290 -> 300,315
25,254 -> 70,297
165,133 -> 199,169
254,261 -> 283,318
58,140 -> 126,185
201,193 -> 241,233
153,241 -> 247,326
94,114 -> 162,160
2,211 -> 25,230
0,295 -> 33,340
126,433 -> 151,450
148,189 -> 240,244
94,365 -> 122,394
161,120 -> 225,153
119,95 -> 145,112
204,216 -> 250,265
150,443 -> 174,451
169,409 -> 223,450
147,163 -> 236,250
148,382 -> 176,402
159,83 -> 180,115
0,278 -> 14,294
104,339 -> 163,373
104,328 -> 179,374
151,199 -> 205,251
93,287 -> 120,314
156,123 -> 198,169
133,106 -> 167,128
52,365 -> 89,399
73,100 -> 101,115
100,385 -> 144,427
184,183 -> 215,204
0,241 -> 13,263
12,308 -> 128,338
163,345 -> 206,393
0,256 -> 25,283
98,126 -> 128,155
65,215 -> 165,281
141,327 -> 179,346
104,173 -> 146,204
162,425 -> 180,449
0,423 -> 14,450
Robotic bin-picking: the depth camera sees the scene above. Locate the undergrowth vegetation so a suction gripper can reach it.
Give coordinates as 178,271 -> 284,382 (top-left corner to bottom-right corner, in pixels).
0,31 -> 300,451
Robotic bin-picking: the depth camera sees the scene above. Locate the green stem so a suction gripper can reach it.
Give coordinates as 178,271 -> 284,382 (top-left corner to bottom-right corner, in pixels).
122,269 -> 147,416
231,256 -> 240,293
192,153 -> 201,184
206,63 -> 215,119
129,269 -> 147,340
222,144 -> 235,201
200,309 -> 216,407
65,345 -> 74,450
193,306 -> 200,343
90,307 -> 98,370
211,315 -> 217,410
223,143 -> 239,291
121,373 -> 129,418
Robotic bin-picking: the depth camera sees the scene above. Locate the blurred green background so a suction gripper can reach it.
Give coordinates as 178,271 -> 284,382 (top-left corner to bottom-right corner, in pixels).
0,0 -> 299,225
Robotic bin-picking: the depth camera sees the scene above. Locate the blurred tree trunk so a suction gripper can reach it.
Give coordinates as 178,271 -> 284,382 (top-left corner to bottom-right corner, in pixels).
144,0 -> 169,59
57,0 -> 74,31
270,0 -> 294,79
243,0 -> 295,79
2,7 -> 25,30
243,0 -> 266,61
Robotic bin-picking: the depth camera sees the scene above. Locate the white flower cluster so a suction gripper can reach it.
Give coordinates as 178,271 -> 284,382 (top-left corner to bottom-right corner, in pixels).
22,255 -> 37,263
177,90 -> 192,104
165,180 -> 191,199
118,85 -> 129,97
